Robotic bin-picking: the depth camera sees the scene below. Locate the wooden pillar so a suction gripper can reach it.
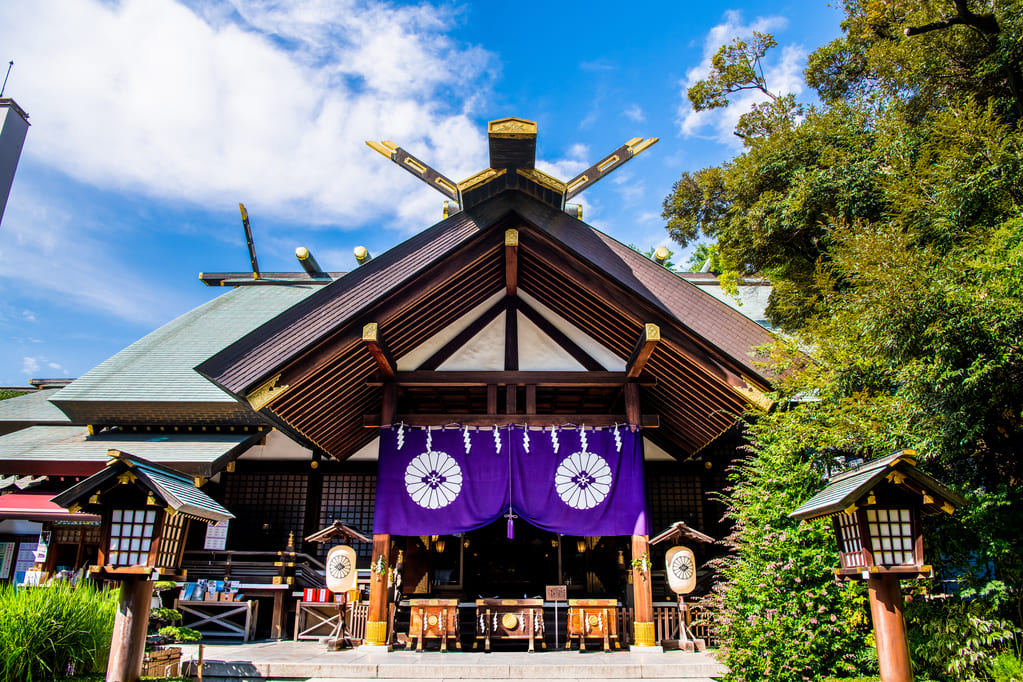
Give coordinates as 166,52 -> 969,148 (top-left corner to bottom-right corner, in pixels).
366,533 -> 391,646
107,577 -> 154,682
631,534 -> 655,647
868,574 -> 913,682
624,382 -> 641,431
271,590 -> 285,640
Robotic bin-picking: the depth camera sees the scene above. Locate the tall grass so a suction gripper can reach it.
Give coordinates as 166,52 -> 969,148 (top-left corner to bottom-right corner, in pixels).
0,581 -> 118,681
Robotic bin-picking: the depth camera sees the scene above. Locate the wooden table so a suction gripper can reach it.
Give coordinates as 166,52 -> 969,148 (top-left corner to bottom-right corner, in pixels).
174,599 -> 258,641
408,598 -> 460,651
294,601 -> 345,641
474,598 -> 545,652
566,598 -> 619,651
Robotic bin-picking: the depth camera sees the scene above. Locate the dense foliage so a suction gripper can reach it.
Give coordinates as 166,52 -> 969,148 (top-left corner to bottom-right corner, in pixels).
0,581 -> 117,682
664,1 -> 1023,680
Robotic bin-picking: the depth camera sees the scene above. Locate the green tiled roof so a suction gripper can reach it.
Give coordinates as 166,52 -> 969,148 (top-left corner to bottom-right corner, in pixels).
53,285 -> 320,405
0,424 -> 259,477
0,388 -> 70,424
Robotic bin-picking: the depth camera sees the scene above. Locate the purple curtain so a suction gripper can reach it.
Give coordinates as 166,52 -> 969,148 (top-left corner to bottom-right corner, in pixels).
373,426 -> 649,537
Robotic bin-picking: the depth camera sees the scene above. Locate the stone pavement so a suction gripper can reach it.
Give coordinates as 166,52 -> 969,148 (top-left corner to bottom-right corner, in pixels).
177,640 -> 726,681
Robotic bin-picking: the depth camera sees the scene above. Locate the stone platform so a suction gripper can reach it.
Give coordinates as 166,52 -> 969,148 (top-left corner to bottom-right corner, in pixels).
178,641 -> 726,682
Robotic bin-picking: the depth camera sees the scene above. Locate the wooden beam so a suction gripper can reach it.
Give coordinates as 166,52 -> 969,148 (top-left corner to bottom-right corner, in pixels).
624,382 -> 641,428
505,304 -> 518,370
626,323 -> 660,379
362,323 -> 396,379
364,413 -> 659,428
367,370 -> 654,388
505,228 -> 518,296
487,384 -> 498,415
514,298 -> 605,371
417,298 -> 507,371
506,384 -> 517,414
525,385 -> 537,414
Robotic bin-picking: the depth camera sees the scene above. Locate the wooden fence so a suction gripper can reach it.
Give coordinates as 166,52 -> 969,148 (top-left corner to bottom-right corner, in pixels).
615,602 -> 719,648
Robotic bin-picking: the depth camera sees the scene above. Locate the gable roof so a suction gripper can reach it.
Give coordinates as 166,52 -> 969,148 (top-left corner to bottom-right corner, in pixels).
196,191 -> 776,461
0,387 -> 71,436
52,284 -> 321,425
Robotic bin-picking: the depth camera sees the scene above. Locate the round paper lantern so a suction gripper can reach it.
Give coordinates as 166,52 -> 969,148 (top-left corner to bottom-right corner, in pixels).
665,545 -> 697,594
325,544 -> 358,593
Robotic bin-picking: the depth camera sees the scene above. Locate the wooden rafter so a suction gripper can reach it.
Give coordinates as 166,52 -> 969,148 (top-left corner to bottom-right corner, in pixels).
364,414 -> 659,428
367,371 -> 653,388
626,323 -> 660,378
361,323 -> 396,379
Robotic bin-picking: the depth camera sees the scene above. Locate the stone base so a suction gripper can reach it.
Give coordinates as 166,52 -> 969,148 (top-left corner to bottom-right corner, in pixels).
629,645 -> 665,654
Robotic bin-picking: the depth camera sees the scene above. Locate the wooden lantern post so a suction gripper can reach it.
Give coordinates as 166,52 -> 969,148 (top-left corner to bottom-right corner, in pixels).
52,450 -> 234,682
790,449 -> 966,682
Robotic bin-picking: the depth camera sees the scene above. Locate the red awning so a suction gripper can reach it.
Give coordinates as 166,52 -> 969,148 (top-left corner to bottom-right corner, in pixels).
0,492 -> 100,523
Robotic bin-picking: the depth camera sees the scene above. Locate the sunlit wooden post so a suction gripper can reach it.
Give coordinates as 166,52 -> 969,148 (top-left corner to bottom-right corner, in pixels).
366,533 -> 391,647
790,449 -> 966,682
631,534 -> 655,647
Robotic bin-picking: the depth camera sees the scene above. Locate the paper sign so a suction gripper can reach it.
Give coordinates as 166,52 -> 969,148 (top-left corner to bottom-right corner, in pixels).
545,584 -> 567,601
204,520 -> 230,550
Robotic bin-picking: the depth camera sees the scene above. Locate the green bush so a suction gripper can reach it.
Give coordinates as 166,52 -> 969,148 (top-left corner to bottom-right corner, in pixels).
989,651 -> 1023,682
157,625 -> 202,642
149,607 -> 182,624
0,581 -> 117,682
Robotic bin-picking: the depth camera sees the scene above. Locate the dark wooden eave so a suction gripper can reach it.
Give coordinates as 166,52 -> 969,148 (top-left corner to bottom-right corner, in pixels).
197,192 -> 776,461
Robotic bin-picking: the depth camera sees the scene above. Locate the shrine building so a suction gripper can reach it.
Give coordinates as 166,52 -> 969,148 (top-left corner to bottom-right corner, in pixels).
0,117 -> 775,648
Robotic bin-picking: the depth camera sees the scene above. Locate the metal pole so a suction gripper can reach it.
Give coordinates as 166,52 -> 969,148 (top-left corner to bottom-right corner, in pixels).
0,61 -> 12,98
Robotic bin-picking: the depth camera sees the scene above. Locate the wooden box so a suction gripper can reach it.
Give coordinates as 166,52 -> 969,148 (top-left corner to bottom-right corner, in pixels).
408,598 -> 461,651
474,598 -> 545,652
567,598 -> 619,651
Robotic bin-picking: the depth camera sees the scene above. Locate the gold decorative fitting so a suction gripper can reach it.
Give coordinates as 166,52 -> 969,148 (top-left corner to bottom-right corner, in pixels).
730,376 -> 774,411
310,460 -> 319,469
942,502 -> 955,515
502,613 -> 519,629
366,620 -> 388,646
226,461 -> 236,473
644,323 -> 660,340
365,140 -> 397,158
435,177 -> 457,194
505,229 -> 519,246
457,167 -> 504,192
146,492 -> 158,506
247,373 -> 290,411
403,156 -> 427,174
363,322 -> 380,342
844,503 -> 858,515
923,493 -> 934,505
628,137 -> 659,155
194,476 -> 207,488
117,471 -> 137,485
634,621 -> 656,647
566,175 -> 588,193
516,167 -> 566,193
86,424 -> 96,436
427,614 -> 439,627
597,154 -> 621,173
488,117 -> 537,138
89,493 -> 100,505
886,471 -> 907,485
866,491 -> 877,505
68,503 -> 81,514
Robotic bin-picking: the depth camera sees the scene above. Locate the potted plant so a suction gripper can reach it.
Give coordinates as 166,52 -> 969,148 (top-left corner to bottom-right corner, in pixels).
142,582 -> 199,678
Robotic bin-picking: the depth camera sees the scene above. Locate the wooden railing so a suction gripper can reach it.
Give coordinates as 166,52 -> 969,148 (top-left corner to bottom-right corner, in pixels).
181,549 -> 326,588
614,601 -> 719,648
346,601 -> 369,642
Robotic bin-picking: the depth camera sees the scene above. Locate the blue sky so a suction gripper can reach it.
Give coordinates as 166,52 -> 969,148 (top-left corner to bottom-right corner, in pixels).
0,0 -> 843,386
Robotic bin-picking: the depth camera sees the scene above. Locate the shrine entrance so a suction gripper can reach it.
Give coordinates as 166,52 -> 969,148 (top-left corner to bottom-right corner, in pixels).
463,519 -> 557,599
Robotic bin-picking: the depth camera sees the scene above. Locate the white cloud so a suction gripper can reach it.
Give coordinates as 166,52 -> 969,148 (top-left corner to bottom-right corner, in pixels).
676,10 -> 804,145
623,104 -> 645,123
536,144 -> 590,182
21,357 -> 39,375
0,0 -> 494,226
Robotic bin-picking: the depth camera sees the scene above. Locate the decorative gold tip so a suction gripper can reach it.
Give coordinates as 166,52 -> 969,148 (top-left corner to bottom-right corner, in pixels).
117,471 -> 137,485
488,117 -> 537,138
295,246 -> 310,260
457,167 -> 503,192
923,493 -> 934,504
310,460 -> 319,469
625,137 -> 643,147
88,492 -> 100,505
247,373 -> 290,411
629,137 -> 659,155
730,375 -> 775,411
942,501 -> 955,514
363,322 -> 380,342
194,476 -> 207,488
443,200 -> 451,219
107,449 -> 121,458
844,503 -> 858,515
653,246 -> 670,263
866,491 -> 877,505
146,492 -> 158,506
354,245 -> 370,262
226,461 -> 236,473
645,323 -> 660,340
366,140 -> 397,158
239,203 -> 248,220
505,229 -> 519,247
86,424 -> 95,436
68,503 -> 81,514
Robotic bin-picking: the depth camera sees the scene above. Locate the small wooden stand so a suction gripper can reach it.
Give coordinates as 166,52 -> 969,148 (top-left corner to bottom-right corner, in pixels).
566,598 -> 619,651
473,598 -> 545,652
174,599 -> 258,641
662,595 -> 705,652
408,598 -> 460,651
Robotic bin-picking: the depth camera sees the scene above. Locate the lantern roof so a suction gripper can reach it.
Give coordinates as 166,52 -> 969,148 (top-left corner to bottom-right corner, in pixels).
52,449 -> 234,523
304,520 -> 371,544
790,449 -> 966,522
649,521 -> 716,546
